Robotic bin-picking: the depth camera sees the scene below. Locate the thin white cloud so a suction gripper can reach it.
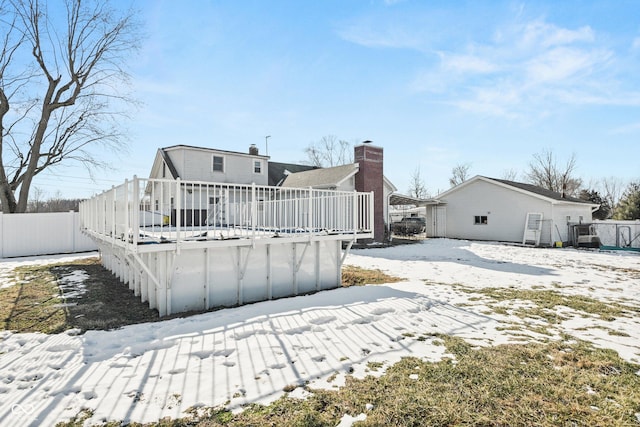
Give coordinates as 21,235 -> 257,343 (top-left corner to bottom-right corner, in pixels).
519,20 -> 594,49
336,21 -> 424,50
525,47 -> 612,84
441,54 -> 499,74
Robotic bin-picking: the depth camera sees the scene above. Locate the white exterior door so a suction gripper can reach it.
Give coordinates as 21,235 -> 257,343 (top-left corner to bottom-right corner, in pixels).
433,206 -> 446,237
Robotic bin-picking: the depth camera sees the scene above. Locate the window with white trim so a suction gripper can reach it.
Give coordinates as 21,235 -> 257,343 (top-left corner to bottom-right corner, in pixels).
212,155 -> 224,172
254,160 -> 262,174
474,215 -> 488,225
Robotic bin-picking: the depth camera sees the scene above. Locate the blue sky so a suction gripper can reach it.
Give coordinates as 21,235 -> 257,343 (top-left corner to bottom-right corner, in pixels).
34,0 -> 640,198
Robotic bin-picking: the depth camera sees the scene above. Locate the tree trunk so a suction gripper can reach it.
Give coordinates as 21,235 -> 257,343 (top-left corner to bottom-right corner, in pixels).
0,183 -> 18,213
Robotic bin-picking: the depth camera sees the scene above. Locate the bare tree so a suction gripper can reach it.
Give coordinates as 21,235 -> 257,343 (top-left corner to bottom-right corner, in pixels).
0,0 -> 140,213
27,185 -> 44,212
501,168 -> 519,181
600,176 -> 626,212
525,149 -> 582,197
408,166 -> 429,199
304,135 -> 353,167
449,162 -> 471,187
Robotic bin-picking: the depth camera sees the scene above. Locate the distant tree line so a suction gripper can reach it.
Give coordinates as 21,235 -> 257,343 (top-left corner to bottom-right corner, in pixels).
25,189 -> 81,213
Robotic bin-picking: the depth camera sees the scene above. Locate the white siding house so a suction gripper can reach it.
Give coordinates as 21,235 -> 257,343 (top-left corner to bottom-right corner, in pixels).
146,143 -> 396,242
427,176 -> 599,245
146,145 -> 270,226
149,144 -> 269,185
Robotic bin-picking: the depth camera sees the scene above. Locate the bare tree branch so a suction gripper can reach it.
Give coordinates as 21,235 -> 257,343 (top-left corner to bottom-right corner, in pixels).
449,162 -> 471,187
525,149 -> 582,197
501,168 -> 519,181
408,166 -> 429,199
304,135 -> 353,167
0,0 -> 140,212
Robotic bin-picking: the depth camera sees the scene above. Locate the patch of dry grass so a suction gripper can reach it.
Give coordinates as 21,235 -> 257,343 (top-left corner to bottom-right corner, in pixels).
458,286 -> 638,322
1,258 -> 159,334
0,265 -> 67,333
341,265 -> 403,287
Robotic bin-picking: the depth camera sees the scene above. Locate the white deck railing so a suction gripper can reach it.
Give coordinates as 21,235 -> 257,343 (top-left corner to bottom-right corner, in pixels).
79,177 -> 374,247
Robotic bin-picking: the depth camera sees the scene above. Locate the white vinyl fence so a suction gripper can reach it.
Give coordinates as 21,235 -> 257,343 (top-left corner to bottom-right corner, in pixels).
0,211 -> 97,258
592,220 -> 640,249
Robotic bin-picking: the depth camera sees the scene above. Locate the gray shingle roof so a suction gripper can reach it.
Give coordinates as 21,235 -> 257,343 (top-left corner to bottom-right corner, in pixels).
159,148 -> 179,179
487,177 -> 591,204
268,162 -> 320,186
281,163 -> 358,188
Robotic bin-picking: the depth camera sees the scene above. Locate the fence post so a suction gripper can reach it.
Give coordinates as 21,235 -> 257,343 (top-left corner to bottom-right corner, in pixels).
353,190 -> 358,238
369,191 -> 374,234
308,187 -> 313,231
176,178 -> 181,250
124,179 -> 129,243
251,183 -> 256,242
132,175 -> 140,249
70,210 -> 76,253
111,185 -> 116,247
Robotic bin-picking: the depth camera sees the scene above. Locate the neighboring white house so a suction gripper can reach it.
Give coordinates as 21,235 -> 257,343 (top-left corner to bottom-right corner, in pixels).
425,176 -> 599,246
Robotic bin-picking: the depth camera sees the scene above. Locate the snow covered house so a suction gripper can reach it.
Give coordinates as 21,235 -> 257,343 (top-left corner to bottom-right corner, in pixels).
426,176 -> 599,246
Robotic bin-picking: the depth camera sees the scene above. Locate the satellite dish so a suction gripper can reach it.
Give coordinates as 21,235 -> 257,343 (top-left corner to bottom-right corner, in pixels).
362,140 -> 372,144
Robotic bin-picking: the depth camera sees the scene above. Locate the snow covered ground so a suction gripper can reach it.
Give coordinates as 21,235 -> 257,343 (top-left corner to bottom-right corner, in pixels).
0,239 -> 638,426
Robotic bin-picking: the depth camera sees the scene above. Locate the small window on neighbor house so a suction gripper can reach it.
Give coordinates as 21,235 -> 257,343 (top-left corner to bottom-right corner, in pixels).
162,162 -> 166,178
254,160 -> 262,174
579,215 -> 584,223
566,215 -> 571,223
154,200 -> 159,211
474,215 -> 488,225
212,155 -> 224,172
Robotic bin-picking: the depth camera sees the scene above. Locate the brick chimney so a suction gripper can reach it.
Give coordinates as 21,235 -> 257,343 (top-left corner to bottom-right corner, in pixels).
354,143 -> 384,242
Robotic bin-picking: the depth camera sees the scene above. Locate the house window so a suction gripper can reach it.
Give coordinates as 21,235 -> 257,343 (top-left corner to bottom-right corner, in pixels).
162,162 -> 166,178
254,160 -> 262,174
566,215 -> 571,223
154,200 -> 159,211
474,215 -> 488,225
212,155 -> 224,172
